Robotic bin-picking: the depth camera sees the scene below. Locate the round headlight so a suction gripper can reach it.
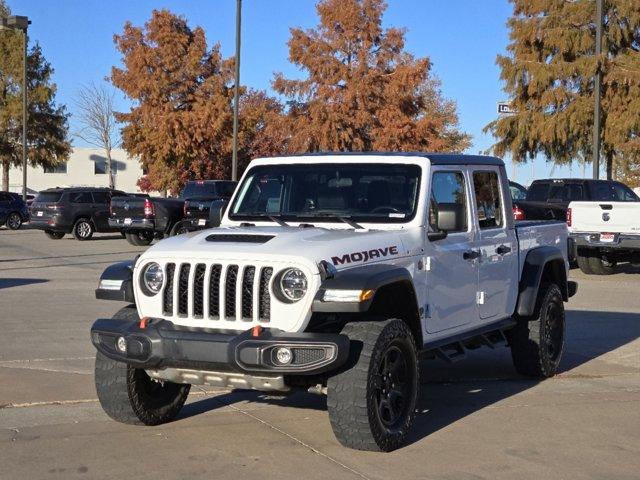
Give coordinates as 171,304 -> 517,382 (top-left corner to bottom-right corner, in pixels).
142,262 -> 164,296
279,268 -> 308,302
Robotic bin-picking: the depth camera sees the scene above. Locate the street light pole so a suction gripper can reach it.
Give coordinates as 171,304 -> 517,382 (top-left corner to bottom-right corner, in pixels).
1,15 -> 30,200
231,0 -> 242,182
592,0 -> 603,180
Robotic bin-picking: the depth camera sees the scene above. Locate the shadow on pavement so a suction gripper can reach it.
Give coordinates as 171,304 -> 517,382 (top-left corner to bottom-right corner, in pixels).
178,309 -> 640,447
0,278 -> 49,289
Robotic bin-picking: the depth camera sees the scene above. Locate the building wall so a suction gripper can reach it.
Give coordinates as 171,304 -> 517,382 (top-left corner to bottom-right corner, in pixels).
7,147 -> 145,194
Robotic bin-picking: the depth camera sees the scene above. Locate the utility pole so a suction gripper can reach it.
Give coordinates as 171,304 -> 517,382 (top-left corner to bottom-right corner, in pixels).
592,0 -> 604,180
231,0 -> 242,181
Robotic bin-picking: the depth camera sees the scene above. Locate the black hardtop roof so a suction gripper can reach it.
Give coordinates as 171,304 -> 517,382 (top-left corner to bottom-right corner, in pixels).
274,151 -> 505,166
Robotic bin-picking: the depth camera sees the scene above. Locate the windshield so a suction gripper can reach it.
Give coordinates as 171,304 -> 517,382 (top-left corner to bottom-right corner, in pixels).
229,163 -> 422,223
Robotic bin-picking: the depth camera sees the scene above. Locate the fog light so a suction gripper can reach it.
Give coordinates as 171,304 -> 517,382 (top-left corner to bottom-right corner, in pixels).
275,347 -> 293,365
116,336 -> 127,354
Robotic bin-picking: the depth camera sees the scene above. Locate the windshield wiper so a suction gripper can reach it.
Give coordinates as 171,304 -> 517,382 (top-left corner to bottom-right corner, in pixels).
235,213 -> 290,227
306,213 -> 363,230
267,215 -> 289,227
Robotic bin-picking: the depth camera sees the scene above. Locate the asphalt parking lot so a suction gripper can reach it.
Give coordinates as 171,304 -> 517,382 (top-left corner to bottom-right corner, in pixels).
0,227 -> 639,480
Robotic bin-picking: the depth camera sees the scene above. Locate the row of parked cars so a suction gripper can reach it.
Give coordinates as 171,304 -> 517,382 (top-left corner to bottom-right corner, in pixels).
1,180 -> 237,242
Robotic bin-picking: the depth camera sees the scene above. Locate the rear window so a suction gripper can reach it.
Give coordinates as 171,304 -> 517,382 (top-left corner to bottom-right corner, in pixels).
526,182 -> 584,202
181,182 -> 218,198
526,182 -> 549,201
35,192 -> 63,203
218,182 -> 237,197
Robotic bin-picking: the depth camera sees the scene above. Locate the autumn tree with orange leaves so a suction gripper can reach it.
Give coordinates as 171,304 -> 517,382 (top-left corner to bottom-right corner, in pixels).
111,10 -> 280,193
273,0 -> 471,153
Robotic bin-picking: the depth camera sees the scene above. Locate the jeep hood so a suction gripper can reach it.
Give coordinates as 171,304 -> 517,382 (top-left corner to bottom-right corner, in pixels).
141,226 -> 407,271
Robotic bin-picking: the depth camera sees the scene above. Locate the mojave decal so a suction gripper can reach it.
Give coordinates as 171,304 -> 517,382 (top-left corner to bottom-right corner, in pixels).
331,245 -> 399,266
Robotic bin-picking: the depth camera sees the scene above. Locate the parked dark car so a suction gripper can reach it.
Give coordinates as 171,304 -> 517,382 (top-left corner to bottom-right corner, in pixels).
110,180 -> 237,245
512,178 -> 639,221
29,187 -> 128,240
172,181 -> 237,234
0,192 -> 30,230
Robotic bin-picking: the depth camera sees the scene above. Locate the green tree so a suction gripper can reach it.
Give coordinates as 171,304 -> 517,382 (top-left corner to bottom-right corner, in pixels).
273,0 -> 470,153
485,0 -> 640,180
0,0 -> 71,191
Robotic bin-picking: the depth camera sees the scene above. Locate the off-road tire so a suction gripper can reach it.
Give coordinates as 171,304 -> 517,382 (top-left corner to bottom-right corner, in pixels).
6,212 -> 22,230
587,254 -> 616,275
327,319 -> 419,452
509,283 -> 565,378
170,221 -> 190,236
94,308 -> 190,425
576,252 -> 593,274
124,231 -> 153,246
44,230 -> 65,240
73,218 -> 94,241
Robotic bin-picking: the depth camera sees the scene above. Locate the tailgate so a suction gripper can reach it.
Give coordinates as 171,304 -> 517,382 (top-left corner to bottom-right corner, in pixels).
110,197 -> 145,219
569,201 -> 640,234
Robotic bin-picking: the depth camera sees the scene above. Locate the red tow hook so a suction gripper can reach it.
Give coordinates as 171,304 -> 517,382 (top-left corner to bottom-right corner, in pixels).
251,325 -> 263,337
139,317 -> 150,329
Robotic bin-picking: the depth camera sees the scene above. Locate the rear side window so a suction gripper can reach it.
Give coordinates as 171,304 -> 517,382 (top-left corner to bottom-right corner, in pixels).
611,183 -> 639,202
35,192 -> 63,203
69,192 -> 93,204
92,192 -> 111,204
429,171 -> 468,233
473,171 -> 503,229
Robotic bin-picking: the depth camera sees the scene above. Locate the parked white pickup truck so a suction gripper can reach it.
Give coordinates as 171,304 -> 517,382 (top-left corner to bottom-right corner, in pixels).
569,198 -> 640,274
91,153 -> 576,451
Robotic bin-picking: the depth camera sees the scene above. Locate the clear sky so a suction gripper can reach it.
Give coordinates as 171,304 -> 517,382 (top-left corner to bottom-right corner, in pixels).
10,0 -> 587,185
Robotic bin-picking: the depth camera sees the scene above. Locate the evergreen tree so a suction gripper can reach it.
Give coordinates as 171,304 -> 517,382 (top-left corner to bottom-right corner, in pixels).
273,0 -> 470,153
0,0 -> 71,191
485,0 -> 640,180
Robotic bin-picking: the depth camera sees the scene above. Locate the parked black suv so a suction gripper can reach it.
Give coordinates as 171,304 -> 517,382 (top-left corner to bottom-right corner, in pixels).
0,192 -> 30,230
30,187 -> 128,240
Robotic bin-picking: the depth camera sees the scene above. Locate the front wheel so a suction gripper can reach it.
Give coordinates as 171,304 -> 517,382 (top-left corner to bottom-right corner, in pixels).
508,282 -> 565,378
6,212 -> 22,230
327,319 -> 419,452
73,218 -> 94,241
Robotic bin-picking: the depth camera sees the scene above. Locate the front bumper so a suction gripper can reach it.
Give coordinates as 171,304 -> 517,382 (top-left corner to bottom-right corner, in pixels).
90,317 -> 350,376
571,232 -> 640,251
109,218 -> 155,230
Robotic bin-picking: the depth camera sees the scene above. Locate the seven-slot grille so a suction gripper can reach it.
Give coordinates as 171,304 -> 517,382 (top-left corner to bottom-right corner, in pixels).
162,262 -> 273,322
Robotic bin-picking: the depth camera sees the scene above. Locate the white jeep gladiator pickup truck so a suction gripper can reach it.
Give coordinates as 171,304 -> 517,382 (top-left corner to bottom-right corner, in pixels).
91,153 -> 577,452
569,197 -> 640,275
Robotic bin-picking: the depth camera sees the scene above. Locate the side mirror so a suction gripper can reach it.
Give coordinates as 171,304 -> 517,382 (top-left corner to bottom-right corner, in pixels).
209,199 -> 229,227
428,203 -> 464,241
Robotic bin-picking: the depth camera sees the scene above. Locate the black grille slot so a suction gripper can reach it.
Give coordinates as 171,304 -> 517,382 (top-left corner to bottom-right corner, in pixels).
193,264 -> 206,318
208,264 -> 222,318
225,265 -> 239,319
259,267 -> 273,322
177,264 -> 191,316
206,234 -> 275,244
163,263 -> 175,316
241,267 -> 255,320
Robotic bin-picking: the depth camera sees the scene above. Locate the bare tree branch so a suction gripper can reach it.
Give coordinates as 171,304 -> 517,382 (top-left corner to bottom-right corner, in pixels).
73,83 -> 119,188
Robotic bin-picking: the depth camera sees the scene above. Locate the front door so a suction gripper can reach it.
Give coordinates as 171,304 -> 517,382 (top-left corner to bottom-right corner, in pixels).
470,168 -> 518,320
426,168 -> 479,334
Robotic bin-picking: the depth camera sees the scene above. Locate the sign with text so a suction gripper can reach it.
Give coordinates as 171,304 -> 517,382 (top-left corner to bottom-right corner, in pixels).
497,102 -> 516,114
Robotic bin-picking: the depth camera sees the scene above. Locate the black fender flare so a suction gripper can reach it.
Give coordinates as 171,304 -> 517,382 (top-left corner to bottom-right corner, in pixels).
95,260 -> 136,303
312,263 -> 417,313
516,246 -> 573,317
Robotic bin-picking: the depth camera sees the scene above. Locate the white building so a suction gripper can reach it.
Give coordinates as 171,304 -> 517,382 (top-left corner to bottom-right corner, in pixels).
7,147 -> 146,194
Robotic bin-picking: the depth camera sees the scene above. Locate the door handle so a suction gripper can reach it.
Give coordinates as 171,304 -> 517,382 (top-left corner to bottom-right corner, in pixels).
463,249 -> 480,260
496,245 -> 511,255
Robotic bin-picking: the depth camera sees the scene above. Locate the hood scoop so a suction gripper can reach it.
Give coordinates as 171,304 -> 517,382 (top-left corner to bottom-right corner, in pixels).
205,234 -> 275,244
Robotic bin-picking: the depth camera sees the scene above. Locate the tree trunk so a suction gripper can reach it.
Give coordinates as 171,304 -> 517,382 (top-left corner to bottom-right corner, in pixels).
2,159 -> 9,192
606,153 -> 613,180
106,148 -> 114,189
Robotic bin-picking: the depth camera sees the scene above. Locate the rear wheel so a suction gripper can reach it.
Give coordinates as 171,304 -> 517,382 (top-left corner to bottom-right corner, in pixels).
588,253 -> 616,275
44,230 -> 65,240
73,218 -> 94,241
6,212 -> 22,230
508,282 -> 565,378
124,231 -> 153,246
327,319 -> 419,452
576,251 -> 593,274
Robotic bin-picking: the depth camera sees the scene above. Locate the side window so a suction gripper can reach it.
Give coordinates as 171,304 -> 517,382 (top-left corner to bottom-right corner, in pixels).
611,183 -> 639,202
92,192 -> 111,204
473,171 -> 503,229
69,192 -> 93,204
429,171 -> 468,233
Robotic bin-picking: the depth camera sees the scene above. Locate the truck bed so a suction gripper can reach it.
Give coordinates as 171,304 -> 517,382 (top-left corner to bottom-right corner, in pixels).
515,220 -> 569,275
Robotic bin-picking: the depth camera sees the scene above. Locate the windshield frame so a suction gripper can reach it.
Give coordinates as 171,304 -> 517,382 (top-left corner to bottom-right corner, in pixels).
227,162 -> 423,225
